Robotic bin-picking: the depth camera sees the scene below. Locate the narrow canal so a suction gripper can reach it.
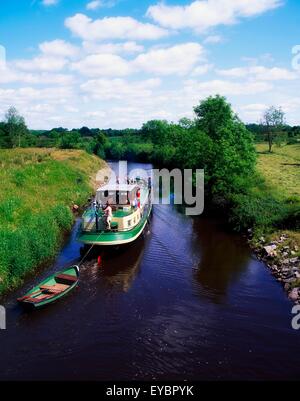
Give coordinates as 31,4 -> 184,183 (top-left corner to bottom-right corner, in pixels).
0,162 -> 300,380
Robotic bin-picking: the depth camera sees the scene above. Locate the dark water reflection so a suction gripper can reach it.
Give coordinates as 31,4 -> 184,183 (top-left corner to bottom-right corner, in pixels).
0,162 -> 300,381
191,217 -> 250,304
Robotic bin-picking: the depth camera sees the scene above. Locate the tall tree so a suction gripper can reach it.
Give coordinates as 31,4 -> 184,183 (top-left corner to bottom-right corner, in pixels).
193,95 -> 256,196
5,106 -> 27,148
261,106 -> 285,152
194,95 -> 233,139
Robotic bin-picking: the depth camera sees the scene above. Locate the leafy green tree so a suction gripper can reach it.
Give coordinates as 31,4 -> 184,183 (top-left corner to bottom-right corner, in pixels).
57,130 -> 81,149
79,126 -> 92,137
94,131 -> 108,158
194,95 -> 233,139
110,141 -> 125,160
193,95 -> 256,196
0,122 -> 10,148
261,106 -> 285,152
178,117 -> 195,130
141,120 -> 171,145
4,107 -> 28,148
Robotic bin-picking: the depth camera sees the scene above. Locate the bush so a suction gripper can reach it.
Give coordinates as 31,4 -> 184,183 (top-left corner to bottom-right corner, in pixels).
229,191 -> 292,231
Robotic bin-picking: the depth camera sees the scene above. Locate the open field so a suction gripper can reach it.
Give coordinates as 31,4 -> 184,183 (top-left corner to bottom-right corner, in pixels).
256,143 -> 300,203
255,143 -> 300,249
0,148 -> 105,293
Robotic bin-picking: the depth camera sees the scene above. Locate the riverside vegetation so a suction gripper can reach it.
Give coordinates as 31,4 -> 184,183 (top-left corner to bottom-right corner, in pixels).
0,148 -> 105,294
0,96 -> 299,299
249,143 -> 300,302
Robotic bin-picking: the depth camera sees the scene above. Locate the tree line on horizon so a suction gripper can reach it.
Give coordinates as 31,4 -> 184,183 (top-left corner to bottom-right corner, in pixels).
0,101 -> 299,155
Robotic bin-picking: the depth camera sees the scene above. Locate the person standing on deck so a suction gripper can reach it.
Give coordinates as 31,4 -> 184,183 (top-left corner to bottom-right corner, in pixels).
104,201 -> 112,230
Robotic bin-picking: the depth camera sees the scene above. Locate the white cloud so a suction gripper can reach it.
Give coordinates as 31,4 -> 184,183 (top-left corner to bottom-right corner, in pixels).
133,43 -> 205,75
147,0 -> 283,33
71,54 -> 132,76
72,42 -> 205,77
14,56 -> 68,72
39,40 -> 79,58
241,103 -> 268,112
0,67 -> 74,85
217,66 -> 298,80
0,86 -> 73,110
183,79 -> 273,96
65,13 -> 169,41
204,35 -> 223,44
192,63 -> 212,75
86,1 -> 102,10
82,41 -> 144,54
42,0 -> 59,6
86,0 -> 116,10
80,78 -> 161,100
238,103 -> 269,122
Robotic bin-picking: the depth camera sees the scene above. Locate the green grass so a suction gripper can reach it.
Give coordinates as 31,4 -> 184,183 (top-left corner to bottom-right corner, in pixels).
0,148 -> 105,294
256,143 -> 300,203
255,143 -> 300,247
229,144 -> 299,238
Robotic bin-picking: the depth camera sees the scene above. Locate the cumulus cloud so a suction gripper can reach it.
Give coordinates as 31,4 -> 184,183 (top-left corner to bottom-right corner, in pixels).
14,56 -> 68,72
71,54 -> 132,76
71,42 -> 206,77
65,13 -> 169,41
183,79 -> 273,96
192,63 -> 212,75
80,78 -> 161,100
82,41 -> 144,55
217,66 -> 298,80
133,43 -> 205,75
0,67 -> 74,85
39,39 -> 79,58
147,0 -> 283,33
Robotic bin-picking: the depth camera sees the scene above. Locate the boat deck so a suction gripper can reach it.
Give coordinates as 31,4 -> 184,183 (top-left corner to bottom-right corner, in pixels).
78,205 -> 151,245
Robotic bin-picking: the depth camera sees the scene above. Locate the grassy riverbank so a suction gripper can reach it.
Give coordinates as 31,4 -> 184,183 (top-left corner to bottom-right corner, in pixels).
243,143 -> 300,301
0,148 -> 105,294
255,143 -> 300,242
229,143 -> 299,236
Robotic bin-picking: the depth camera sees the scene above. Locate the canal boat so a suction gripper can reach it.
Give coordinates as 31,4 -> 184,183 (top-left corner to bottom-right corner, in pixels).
17,265 -> 79,309
77,178 -> 152,246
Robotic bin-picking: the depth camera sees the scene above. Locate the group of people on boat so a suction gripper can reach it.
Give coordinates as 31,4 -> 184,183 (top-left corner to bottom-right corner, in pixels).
91,176 -> 152,231
98,190 -> 141,230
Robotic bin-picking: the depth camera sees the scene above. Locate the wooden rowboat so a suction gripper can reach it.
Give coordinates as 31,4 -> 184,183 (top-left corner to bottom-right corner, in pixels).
17,265 -> 79,309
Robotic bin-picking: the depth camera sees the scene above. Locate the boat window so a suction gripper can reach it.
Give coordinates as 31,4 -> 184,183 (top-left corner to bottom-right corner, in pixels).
104,190 -> 108,197
128,220 -> 132,227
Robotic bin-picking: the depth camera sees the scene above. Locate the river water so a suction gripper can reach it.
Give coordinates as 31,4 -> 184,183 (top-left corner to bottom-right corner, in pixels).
0,161 -> 300,381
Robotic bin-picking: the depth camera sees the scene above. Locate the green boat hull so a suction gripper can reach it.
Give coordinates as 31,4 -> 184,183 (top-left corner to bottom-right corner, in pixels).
77,204 -> 152,246
18,266 -> 79,309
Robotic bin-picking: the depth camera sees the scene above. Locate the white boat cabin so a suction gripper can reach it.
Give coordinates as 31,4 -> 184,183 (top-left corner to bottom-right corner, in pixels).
96,183 -> 138,208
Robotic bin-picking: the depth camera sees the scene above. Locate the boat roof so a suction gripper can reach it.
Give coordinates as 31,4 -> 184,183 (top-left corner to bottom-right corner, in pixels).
97,183 -> 138,192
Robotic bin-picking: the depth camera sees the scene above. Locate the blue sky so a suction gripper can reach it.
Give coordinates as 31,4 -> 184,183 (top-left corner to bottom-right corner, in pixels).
0,0 -> 299,129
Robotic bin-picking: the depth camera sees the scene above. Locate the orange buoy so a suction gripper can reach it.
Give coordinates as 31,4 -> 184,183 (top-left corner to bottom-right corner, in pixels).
97,255 -> 102,267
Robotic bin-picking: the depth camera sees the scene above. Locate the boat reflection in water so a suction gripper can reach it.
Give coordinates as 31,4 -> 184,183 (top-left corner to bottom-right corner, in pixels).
79,235 -> 147,294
